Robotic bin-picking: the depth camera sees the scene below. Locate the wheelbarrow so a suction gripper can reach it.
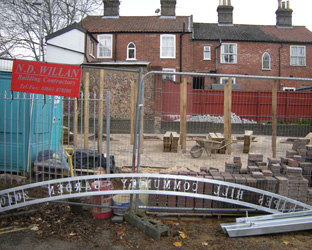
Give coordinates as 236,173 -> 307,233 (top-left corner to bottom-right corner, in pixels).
190,139 -> 236,158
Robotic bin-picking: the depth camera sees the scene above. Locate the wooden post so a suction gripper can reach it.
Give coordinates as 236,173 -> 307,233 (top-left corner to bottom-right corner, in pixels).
224,78 -> 232,154
97,69 -> 105,153
130,80 -> 138,145
180,78 -> 187,153
74,98 -> 78,148
84,72 -> 89,149
272,80 -> 278,158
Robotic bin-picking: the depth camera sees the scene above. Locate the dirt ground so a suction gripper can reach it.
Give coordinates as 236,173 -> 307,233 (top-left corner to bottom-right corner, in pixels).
1,202 -> 312,250
1,134 -> 312,249
107,134 -> 293,173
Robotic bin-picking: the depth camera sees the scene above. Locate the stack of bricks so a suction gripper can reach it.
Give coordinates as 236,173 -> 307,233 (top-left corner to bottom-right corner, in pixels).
225,156 -> 242,174
268,157 -> 281,176
284,166 -> 308,203
307,145 -> 312,162
148,144 -> 312,212
275,176 -> 289,197
248,153 -> 264,167
307,188 -> 312,206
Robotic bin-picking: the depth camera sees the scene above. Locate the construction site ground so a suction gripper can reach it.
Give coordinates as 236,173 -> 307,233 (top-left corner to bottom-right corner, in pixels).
1,134 -> 312,249
108,134 -> 294,173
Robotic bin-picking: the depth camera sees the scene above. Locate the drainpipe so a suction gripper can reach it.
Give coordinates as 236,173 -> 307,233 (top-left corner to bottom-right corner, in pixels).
278,43 -> 283,90
215,39 -> 222,73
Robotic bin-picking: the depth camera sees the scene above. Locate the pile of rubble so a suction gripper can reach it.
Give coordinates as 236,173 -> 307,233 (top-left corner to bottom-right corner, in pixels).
183,113 -> 257,124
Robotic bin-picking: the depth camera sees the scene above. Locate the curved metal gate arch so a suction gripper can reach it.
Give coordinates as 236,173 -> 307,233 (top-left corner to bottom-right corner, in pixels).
1,174 -> 312,214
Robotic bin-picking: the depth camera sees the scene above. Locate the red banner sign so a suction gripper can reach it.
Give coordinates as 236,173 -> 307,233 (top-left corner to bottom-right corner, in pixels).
11,60 -> 81,98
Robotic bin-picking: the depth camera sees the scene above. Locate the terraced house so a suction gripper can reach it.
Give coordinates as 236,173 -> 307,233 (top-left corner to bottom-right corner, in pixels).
46,0 -> 312,91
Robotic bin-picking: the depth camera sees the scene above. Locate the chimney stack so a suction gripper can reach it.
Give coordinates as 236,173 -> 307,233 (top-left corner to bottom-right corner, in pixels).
102,0 -> 120,17
276,0 -> 293,27
161,0 -> 176,17
217,0 -> 234,26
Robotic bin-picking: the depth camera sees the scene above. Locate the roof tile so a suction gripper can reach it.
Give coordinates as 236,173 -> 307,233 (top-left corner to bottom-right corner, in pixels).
82,16 -> 190,33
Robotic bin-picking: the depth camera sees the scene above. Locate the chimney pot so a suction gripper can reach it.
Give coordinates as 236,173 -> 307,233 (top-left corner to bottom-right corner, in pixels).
276,0 -> 293,27
217,2 -> 234,25
161,0 -> 177,17
102,0 -> 120,17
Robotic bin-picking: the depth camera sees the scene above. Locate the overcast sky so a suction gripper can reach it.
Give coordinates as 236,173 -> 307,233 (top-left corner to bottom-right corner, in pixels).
119,0 -> 312,31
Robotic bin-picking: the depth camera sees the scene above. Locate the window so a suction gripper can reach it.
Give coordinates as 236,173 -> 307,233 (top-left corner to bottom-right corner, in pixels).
89,40 -> 94,57
220,77 -> 236,85
203,46 -> 211,60
97,34 -> 112,58
160,34 -> 176,59
283,87 -> 296,91
193,77 -> 205,89
262,52 -> 271,70
290,46 -> 306,66
162,68 -> 176,81
221,43 -> 237,64
127,42 -> 136,60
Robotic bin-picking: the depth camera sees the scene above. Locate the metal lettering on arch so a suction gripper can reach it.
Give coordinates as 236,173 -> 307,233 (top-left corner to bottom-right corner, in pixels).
1,174 -> 312,214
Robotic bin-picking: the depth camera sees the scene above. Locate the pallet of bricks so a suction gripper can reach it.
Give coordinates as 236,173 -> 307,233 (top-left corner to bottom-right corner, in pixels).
147,139 -> 312,213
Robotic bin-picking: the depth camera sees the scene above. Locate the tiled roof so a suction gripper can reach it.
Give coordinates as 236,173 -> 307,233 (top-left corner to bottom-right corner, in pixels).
193,23 -> 312,43
82,16 -> 191,33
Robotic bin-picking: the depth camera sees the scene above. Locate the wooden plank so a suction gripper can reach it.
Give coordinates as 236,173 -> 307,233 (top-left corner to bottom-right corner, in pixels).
97,69 -> 105,153
74,97 -> 78,148
180,78 -> 187,153
208,133 -> 218,140
224,78 -> 232,154
243,130 -> 253,153
130,79 -> 138,145
272,80 -> 278,158
305,133 -> 312,145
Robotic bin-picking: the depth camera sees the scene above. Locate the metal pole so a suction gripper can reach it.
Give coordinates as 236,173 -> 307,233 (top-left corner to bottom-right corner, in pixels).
106,91 -> 110,174
130,68 -> 143,213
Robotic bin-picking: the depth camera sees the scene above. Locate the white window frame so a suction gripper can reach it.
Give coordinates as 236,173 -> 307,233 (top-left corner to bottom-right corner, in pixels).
283,87 -> 296,91
290,45 -> 306,66
262,52 -> 271,70
97,34 -> 113,59
160,34 -> 176,59
162,68 -> 176,81
203,46 -> 211,60
221,43 -> 237,64
89,40 -> 94,57
127,42 -> 136,60
220,77 -> 236,85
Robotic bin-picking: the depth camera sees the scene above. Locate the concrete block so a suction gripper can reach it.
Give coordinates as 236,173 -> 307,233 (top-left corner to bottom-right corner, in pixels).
111,216 -> 124,223
124,212 -> 170,240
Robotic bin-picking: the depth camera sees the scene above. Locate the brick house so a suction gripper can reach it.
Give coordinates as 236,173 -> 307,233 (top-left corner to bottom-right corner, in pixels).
46,0 -> 312,91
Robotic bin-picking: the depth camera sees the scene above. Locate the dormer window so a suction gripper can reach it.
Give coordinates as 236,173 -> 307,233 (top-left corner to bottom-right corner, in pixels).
262,52 -> 271,70
127,42 -> 136,60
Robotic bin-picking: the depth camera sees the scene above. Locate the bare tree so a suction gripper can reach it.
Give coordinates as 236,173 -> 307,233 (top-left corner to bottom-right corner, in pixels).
0,0 -> 103,61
